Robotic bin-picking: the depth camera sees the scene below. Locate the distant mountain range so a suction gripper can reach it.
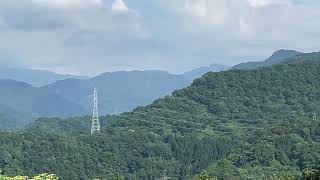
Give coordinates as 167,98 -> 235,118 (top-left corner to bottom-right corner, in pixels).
0,71 -> 191,131
0,63 -> 229,88
0,49 -> 309,131
0,79 -> 86,114
42,70 -> 191,115
0,67 -> 88,87
0,79 -> 87,131
0,64 -> 228,131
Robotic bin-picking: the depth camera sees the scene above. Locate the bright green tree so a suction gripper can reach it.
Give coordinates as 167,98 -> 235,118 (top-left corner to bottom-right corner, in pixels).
0,174 -> 58,180
112,173 -> 124,180
195,170 -> 218,180
304,167 -> 320,180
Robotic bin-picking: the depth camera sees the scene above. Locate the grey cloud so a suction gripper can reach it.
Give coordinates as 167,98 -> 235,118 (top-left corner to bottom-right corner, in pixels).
0,0 -> 320,75
0,0 -> 151,75
0,1 -> 69,30
0,0 -> 136,32
158,0 -> 320,62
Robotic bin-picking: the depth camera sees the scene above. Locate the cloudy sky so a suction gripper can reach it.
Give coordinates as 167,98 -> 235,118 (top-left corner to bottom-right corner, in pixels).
0,0 -> 319,75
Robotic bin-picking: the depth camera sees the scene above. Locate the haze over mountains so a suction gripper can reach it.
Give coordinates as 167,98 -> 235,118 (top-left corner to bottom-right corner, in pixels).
42,70 -> 191,115
1,0 -> 320,178
0,79 -> 86,131
0,67 -> 88,87
232,49 -> 303,70
0,64 -> 228,131
0,49 -> 310,131
5,50 -> 320,179
183,63 -> 229,81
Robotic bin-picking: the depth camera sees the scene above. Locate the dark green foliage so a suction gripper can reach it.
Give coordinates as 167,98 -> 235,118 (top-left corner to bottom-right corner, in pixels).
167,135 -> 231,174
1,52 -> 320,179
195,170 -> 218,180
0,129 -> 230,179
112,173 -> 124,180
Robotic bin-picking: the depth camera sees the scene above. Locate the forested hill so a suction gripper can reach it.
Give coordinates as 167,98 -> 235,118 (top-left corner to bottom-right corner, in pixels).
1,52 -> 320,179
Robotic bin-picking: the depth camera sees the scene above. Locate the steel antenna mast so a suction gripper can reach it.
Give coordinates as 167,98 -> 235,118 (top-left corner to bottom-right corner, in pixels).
91,88 -> 101,134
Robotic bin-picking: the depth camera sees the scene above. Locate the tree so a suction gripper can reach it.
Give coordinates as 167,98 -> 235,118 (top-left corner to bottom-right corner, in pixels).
304,167 -> 320,180
0,173 -> 58,180
112,173 -> 124,180
195,170 -> 218,180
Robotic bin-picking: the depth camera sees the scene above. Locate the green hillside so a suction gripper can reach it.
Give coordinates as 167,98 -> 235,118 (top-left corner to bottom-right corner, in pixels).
1,52 -> 320,179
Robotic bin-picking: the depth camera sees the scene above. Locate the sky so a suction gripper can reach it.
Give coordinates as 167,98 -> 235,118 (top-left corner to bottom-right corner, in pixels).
0,0 -> 319,75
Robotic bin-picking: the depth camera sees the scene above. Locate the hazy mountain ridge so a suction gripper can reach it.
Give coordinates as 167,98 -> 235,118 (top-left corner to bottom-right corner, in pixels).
0,70 -> 192,130
232,49 -> 303,70
183,63 -> 229,80
0,67 -> 89,87
42,70 -> 192,115
0,49 -> 308,131
0,79 -> 86,130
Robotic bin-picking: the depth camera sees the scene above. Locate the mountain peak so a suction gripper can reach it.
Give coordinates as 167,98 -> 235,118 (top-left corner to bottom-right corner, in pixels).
269,49 -> 302,59
232,49 -> 303,70
273,49 -> 299,54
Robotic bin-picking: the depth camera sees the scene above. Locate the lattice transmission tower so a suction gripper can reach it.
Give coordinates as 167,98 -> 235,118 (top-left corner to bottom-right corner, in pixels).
91,88 -> 101,135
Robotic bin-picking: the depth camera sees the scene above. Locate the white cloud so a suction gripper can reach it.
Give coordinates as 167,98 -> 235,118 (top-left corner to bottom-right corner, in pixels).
31,0 -> 103,9
0,0 -> 143,32
248,0 -> 290,7
162,0 -> 320,58
112,0 -> 129,11
0,0 -> 320,75
0,0 -> 151,75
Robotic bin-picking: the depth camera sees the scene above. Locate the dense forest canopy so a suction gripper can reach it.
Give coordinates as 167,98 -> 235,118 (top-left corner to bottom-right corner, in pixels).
1,52 -> 320,179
